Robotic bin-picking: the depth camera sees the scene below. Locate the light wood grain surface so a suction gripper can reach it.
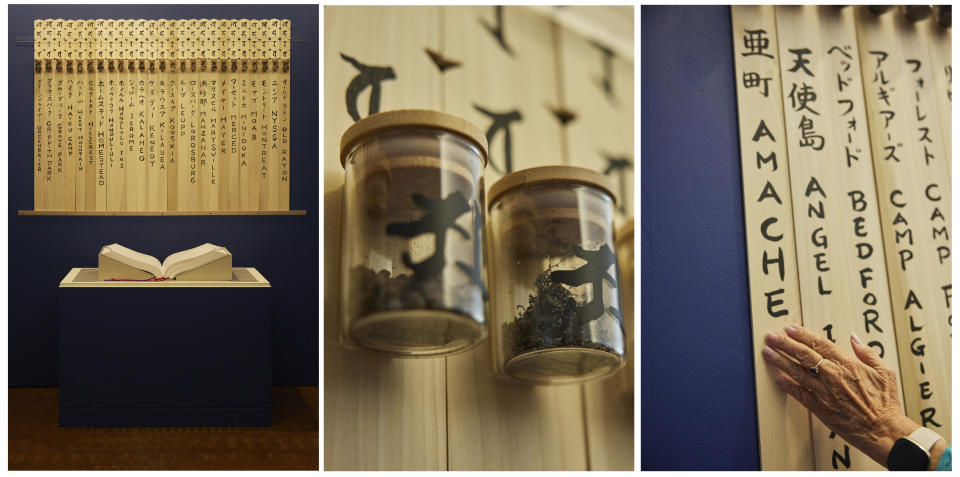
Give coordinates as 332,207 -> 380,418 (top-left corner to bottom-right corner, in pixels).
324,5 -> 449,471
324,5 -> 634,471
854,6 -> 952,443
774,6 -> 903,470
730,5 -> 815,471
922,18 -> 951,174
557,22 -> 634,221
59,267 -> 269,287
30,19 -> 291,214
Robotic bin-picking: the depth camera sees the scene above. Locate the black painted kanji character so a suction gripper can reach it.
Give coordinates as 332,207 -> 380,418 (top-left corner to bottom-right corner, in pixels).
918,127 -> 932,143
742,29 -> 774,58
788,82 -> 819,115
386,191 -> 470,280
592,41 -> 616,101
340,53 -> 396,122
916,105 -> 927,121
479,5 -> 513,56
799,115 -> 824,150
474,104 -> 522,174
906,59 -> 921,72
455,200 -> 488,299
602,153 -> 633,214
743,72 -> 771,97
425,48 -> 461,73
550,243 -> 619,325
788,48 -> 815,76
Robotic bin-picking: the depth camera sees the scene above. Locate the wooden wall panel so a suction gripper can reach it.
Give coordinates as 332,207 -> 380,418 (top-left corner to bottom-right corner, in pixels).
854,6 -> 952,443
440,5 -> 587,470
323,5 -> 447,471
324,5 -> 633,471
923,19 -> 951,174
774,6 -> 903,470
558,23 -> 634,221
557,13 -> 634,470
730,5 -> 814,470
442,5 -> 564,187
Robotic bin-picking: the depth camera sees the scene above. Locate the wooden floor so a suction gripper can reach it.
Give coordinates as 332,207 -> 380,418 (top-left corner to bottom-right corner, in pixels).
9,387 -> 319,470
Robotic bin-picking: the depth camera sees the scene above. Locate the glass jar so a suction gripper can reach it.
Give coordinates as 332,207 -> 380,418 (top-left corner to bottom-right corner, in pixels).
339,110 -> 489,357
488,166 -> 626,384
616,219 -> 634,401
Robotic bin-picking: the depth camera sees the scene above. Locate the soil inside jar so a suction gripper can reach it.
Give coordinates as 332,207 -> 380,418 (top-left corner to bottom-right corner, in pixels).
350,264 -> 482,319
502,267 -> 620,364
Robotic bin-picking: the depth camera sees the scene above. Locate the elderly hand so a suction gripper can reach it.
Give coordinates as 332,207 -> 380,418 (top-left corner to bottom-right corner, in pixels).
761,325 -> 937,469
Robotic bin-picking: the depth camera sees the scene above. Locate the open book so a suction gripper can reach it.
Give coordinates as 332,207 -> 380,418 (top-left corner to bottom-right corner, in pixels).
98,243 -> 233,281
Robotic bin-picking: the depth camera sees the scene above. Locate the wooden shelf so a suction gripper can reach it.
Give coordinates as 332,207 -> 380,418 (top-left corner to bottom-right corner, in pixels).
18,210 -> 307,216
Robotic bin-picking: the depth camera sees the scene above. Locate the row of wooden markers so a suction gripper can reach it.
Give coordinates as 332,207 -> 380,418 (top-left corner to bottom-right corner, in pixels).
33,19 -> 291,212
732,6 -> 951,470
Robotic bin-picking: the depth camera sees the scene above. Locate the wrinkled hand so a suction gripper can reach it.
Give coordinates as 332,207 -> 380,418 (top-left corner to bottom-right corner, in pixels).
762,325 -> 917,467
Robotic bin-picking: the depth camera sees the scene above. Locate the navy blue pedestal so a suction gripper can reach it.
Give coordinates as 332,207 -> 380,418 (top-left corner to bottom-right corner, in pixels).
58,282 -> 272,427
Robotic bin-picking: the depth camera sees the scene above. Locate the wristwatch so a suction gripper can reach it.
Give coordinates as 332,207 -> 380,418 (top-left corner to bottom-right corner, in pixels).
887,427 -> 944,471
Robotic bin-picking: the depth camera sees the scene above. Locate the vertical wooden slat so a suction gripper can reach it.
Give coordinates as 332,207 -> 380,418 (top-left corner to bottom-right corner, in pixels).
557,23 -> 634,221
278,19 -> 291,210
442,5 -> 564,189
922,19 -> 951,174
323,6 -> 447,470
44,57 -> 57,210
257,54 -> 270,211
854,6 -> 952,442
166,55 -> 177,211
95,53 -> 107,210
441,6 -> 586,470
62,25 -> 76,211
85,38 -> 97,211
228,57 -> 240,210
555,13 -> 634,471
75,53 -> 86,211
34,20 -> 44,210
217,22 -> 230,211
248,54 -> 262,210
133,27 -> 147,211
774,6 -> 904,470
730,5 -> 815,470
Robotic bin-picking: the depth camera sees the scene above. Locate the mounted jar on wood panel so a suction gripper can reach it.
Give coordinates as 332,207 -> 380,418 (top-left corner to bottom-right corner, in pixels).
339,109 -> 489,357
488,166 -> 626,384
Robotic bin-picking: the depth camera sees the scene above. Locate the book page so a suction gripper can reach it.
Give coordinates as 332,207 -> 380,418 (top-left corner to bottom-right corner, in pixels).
161,243 -> 228,278
101,243 -> 162,277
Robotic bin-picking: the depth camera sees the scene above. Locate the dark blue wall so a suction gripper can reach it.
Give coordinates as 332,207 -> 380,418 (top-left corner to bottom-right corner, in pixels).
8,4 -> 319,386
640,6 -> 760,470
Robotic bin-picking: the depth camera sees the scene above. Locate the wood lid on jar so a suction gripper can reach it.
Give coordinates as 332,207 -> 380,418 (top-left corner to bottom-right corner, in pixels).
340,109 -> 489,167
488,165 -> 618,211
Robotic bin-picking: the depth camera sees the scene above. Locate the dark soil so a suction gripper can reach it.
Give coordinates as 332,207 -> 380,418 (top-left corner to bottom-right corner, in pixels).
350,265 -> 448,317
502,268 -> 619,361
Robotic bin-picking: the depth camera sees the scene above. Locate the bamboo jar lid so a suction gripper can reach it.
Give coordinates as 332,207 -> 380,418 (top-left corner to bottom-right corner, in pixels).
340,109 -> 489,167
488,166 -> 618,211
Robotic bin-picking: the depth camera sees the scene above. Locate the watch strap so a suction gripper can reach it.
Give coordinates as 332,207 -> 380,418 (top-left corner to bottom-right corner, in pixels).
908,427 -> 944,454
